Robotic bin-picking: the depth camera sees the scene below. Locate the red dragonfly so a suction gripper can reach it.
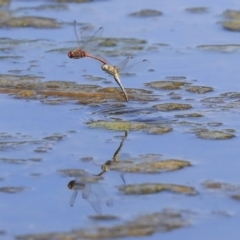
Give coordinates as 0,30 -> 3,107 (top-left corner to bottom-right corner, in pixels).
68,21 -> 107,64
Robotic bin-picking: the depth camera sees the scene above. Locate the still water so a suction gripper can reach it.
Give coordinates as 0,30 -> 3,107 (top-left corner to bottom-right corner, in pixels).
1,0 -> 240,239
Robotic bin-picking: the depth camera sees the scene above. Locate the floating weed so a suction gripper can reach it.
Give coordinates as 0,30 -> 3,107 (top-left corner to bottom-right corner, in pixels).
101,153 -> 191,173
118,183 -> 197,195
145,80 -> 189,90
0,158 -> 41,164
57,169 -> 89,178
186,86 -> 214,94
175,113 -> 204,118
87,120 -> 172,135
99,37 -> 148,56
185,7 -> 208,14
16,90 -> 37,99
152,103 -> 192,111
129,9 -> 163,17
197,44 -> 240,53
0,74 -> 156,103
203,180 -> 239,191
16,209 -> 191,239
203,180 -> 240,202
15,4 -> 69,11
0,13 -> 60,28
221,10 -> 240,32
0,186 -> 28,194
196,130 -> 236,140
88,215 -> 119,221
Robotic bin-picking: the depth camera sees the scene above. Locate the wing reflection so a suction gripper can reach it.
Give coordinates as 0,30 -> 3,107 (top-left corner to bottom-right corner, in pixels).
97,131 -> 128,183
67,131 -> 128,213
68,174 -> 112,214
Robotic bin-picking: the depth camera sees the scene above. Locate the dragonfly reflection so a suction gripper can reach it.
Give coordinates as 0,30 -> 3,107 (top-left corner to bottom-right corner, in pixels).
97,131 -> 128,183
67,131 -> 128,213
68,173 -> 112,214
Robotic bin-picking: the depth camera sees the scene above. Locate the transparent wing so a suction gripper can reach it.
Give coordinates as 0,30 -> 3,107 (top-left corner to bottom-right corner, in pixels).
70,190 -> 78,207
106,198 -> 113,207
81,27 -> 104,52
92,184 -> 105,199
73,20 -> 81,46
83,185 -> 102,214
92,184 -> 113,207
115,57 -> 133,72
120,59 -> 150,75
82,183 -> 91,199
89,200 -> 102,214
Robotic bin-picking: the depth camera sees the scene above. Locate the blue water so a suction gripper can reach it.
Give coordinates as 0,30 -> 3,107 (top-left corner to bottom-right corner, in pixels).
1,0 -> 240,239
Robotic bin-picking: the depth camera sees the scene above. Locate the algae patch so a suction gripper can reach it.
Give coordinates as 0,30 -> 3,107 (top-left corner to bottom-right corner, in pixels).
202,180 -> 240,202
153,103 -> 192,111
0,74 -> 155,103
145,81 -> 189,90
186,86 -> 214,94
196,130 -> 235,140
129,9 -> 163,17
101,155 -> 191,174
16,209 -> 190,239
118,183 -> 197,195
0,186 -> 28,193
0,12 -> 60,28
185,7 -> 208,13
87,120 -> 172,134
221,10 -> 240,32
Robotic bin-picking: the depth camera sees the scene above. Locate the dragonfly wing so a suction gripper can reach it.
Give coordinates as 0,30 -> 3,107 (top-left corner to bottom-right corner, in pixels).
120,173 -> 126,184
70,190 -> 78,207
89,200 -> 102,214
106,198 -> 113,207
120,59 -> 150,75
85,186 -> 102,214
81,27 -> 104,52
82,183 -> 91,199
91,184 -> 113,207
115,56 -> 133,72
73,20 -> 81,46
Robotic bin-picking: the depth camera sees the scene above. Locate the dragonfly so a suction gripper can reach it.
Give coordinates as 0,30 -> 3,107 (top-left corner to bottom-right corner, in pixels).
68,21 -> 107,64
68,173 -> 113,214
101,57 -> 149,102
96,131 -> 128,184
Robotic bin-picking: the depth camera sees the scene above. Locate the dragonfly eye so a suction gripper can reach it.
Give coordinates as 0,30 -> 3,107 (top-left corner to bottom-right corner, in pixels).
68,180 -> 75,189
101,64 -> 107,70
68,51 -> 73,58
102,165 -> 108,171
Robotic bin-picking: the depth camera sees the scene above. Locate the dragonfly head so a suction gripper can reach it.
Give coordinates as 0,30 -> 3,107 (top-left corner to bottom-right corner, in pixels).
68,48 -> 86,59
101,64 -> 117,75
102,164 -> 109,171
68,180 -> 76,189
68,51 -> 74,58
101,64 -> 108,71
68,180 -> 85,190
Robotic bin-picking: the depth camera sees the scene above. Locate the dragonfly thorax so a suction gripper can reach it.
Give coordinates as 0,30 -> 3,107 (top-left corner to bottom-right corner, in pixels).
101,64 -> 118,75
68,48 -> 86,59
